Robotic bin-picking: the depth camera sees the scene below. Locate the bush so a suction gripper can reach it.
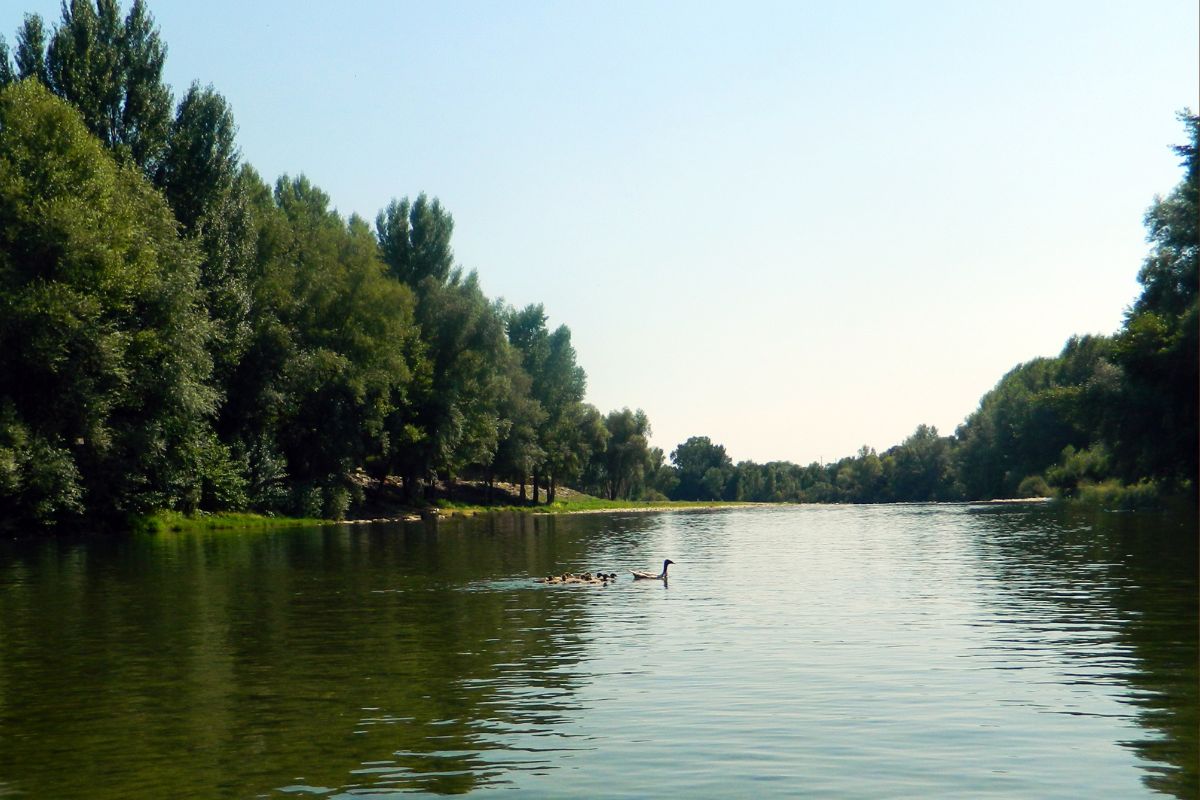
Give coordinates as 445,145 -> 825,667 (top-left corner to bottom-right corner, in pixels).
1017,474 -> 1051,498
1076,479 -> 1163,510
1046,445 -> 1110,497
323,486 -> 351,520
196,433 -> 249,511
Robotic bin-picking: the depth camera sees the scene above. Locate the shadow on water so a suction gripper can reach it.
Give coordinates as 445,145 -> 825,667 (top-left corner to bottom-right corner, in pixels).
0,513 -> 658,798
965,503 -> 1198,799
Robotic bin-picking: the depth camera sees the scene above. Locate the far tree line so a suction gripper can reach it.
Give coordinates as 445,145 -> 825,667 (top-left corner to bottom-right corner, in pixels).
652,110 -> 1196,505
0,2 -> 1194,533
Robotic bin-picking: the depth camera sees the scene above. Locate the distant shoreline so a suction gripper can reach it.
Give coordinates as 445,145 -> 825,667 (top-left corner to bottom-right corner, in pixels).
128,495 -> 1074,535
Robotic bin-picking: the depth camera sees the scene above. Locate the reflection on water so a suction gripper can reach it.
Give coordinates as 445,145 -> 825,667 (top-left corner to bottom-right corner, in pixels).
0,505 -> 1194,798
965,505 -> 1198,798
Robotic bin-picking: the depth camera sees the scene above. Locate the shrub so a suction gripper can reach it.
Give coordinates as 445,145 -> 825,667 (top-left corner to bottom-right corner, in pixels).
1076,479 -> 1162,511
1016,474 -> 1051,498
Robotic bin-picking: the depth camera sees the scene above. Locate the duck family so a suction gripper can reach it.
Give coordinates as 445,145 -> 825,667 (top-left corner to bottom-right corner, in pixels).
536,571 -> 619,586
535,559 -> 676,586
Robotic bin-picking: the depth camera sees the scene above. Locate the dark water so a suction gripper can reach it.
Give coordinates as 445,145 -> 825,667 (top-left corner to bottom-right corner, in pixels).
0,504 -> 1195,799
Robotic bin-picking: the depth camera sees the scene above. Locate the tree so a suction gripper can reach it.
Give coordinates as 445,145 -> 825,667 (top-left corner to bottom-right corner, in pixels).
1104,112 -> 1198,490
504,305 -> 551,494
0,36 -> 14,86
0,80 -> 220,528
416,273 -> 513,490
376,192 -> 518,499
16,0 -> 174,175
379,270 -> 511,501
884,425 -> 959,501
954,336 -> 1112,499
834,446 -> 885,502
46,1 -> 124,150
488,347 -> 545,501
155,84 -> 253,393
13,14 -> 48,85
376,193 -> 455,286
241,175 -> 421,517
118,0 -> 171,171
549,402 -> 606,501
505,304 -> 590,502
595,408 -> 653,500
1132,112 -> 1198,320
156,83 -> 239,231
670,436 -> 733,500
539,325 -> 589,501
645,447 -> 677,499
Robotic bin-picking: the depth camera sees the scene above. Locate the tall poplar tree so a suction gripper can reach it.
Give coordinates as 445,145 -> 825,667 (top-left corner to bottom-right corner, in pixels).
38,0 -> 171,175
0,36 -> 14,86
13,14 -> 48,85
156,83 -> 253,389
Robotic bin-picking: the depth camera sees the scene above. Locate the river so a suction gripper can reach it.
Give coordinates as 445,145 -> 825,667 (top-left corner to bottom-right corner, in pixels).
0,503 -> 1195,798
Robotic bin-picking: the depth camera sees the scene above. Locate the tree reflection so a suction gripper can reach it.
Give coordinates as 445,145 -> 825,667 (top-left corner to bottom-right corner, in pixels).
0,514 -> 637,798
966,504 -> 1198,798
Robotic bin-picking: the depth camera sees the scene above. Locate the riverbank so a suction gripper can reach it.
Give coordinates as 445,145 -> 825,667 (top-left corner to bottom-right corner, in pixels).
338,479 -> 762,524
130,511 -> 327,534
419,498 -> 761,518
132,498 -> 760,533
130,484 -> 1189,535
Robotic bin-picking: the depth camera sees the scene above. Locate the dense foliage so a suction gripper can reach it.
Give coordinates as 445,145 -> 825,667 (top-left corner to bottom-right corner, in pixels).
0,2 -> 611,529
0,2 -> 1194,531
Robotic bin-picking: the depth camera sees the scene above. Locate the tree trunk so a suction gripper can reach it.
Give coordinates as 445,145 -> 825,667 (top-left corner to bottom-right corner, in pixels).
519,475 -> 527,502
548,473 -> 557,504
532,471 -> 541,505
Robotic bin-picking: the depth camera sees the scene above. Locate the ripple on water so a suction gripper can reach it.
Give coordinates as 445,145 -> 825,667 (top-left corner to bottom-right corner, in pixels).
0,504 -> 1194,799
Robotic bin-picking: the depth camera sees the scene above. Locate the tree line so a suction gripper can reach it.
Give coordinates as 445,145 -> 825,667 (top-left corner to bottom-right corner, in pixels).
0,0 -> 656,529
654,112 -> 1197,506
0,2 -> 1194,533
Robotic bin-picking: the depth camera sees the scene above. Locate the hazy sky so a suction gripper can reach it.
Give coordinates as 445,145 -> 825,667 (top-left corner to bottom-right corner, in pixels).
11,1 -> 1198,464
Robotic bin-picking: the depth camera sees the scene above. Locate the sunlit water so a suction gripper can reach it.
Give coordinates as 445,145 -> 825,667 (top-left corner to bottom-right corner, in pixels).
0,503 -> 1195,798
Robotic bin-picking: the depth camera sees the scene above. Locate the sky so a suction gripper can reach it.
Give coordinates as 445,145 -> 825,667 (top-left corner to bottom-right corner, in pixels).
8,0 -> 1198,465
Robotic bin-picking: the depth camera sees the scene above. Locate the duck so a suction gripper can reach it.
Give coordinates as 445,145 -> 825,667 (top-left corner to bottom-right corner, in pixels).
631,559 -> 674,580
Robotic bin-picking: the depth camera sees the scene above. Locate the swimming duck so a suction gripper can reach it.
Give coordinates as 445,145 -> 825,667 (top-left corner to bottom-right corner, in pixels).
631,559 -> 674,580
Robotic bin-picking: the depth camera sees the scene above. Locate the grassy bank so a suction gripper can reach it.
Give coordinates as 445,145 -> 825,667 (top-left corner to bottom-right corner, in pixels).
128,487 -> 1193,534
129,496 -> 752,533
1066,479 -> 1199,513
131,511 -> 327,534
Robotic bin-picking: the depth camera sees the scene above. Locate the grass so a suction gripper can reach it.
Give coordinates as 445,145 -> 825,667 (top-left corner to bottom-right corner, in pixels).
129,497 -> 748,533
130,510 -> 327,534
1071,479 -> 1164,511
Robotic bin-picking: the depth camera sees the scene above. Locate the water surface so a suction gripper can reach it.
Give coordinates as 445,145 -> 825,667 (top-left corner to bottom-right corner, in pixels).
0,504 -> 1195,798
